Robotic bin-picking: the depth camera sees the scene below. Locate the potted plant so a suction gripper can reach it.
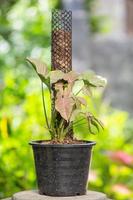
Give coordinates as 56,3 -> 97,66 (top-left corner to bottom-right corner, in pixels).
26,58 -> 107,196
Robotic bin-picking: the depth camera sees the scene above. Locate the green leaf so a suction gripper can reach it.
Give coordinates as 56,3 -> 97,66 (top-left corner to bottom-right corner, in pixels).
91,119 -> 100,133
86,112 -> 104,134
26,58 -> 50,89
70,109 -> 81,122
87,115 -> 95,134
94,117 -> 104,130
73,115 -> 90,138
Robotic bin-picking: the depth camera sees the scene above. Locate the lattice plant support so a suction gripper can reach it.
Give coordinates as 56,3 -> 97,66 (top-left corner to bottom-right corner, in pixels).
51,10 -> 73,138
51,10 -> 72,73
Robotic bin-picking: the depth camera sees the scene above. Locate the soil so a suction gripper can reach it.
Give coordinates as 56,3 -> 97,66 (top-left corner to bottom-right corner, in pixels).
40,138 -> 85,145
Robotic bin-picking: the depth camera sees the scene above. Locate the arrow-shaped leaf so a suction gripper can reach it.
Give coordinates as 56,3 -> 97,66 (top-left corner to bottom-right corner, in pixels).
49,70 -> 65,84
26,58 -> 50,89
55,93 -> 74,122
64,71 -> 78,84
79,71 -> 107,88
70,109 -> 82,122
83,85 -> 92,96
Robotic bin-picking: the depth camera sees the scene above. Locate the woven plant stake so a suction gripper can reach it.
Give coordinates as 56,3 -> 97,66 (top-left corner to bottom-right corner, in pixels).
51,10 -> 72,72
51,10 -> 73,138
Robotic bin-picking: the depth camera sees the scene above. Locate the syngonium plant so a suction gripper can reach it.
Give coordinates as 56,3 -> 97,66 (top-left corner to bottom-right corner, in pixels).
26,58 -> 107,142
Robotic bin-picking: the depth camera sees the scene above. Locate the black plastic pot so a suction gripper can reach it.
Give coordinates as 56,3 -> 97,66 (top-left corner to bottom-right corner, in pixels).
29,140 -> 96,196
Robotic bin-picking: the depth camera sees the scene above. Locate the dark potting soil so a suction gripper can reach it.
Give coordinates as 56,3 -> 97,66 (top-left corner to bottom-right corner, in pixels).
39,138 -> 85,145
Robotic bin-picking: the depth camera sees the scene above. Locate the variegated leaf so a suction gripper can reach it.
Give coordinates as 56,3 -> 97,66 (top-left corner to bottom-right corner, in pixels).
64,71 -> 78,84
79,71 -> 107,87
70,109 -> 82,122
26,58 -> 50,88
49,70 -> 65,84
83,85 -> 92,96
72,80 -> 84,96
55,93 -> 74,122
54,82 -> 64,94
77,97 -> 87,106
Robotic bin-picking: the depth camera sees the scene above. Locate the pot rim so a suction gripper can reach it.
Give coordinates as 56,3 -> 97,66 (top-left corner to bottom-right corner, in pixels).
29,140 -> 96,148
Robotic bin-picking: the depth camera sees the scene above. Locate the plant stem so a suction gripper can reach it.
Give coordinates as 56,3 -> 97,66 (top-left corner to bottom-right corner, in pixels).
73,122 -> 88,128
72,117 -> 85,125
75,87 -> 83,96
41,81 -> 50,130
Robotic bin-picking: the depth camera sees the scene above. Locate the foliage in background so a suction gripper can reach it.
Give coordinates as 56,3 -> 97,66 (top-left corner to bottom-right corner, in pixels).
0,1 -> 133,200
0,0 -> 56,198
85,0 -> 111,34
85,93 -> 133,200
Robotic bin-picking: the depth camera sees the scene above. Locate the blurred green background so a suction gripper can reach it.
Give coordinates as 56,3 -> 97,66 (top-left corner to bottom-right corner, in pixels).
0,0 -> 133,200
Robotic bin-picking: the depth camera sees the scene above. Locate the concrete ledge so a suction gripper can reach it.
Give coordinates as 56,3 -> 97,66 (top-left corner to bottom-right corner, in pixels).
11,190 -> 109,200
3,190 -> 112,200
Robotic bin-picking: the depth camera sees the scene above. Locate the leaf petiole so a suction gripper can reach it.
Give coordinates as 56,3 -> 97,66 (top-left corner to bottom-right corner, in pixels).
41,81 -> 50,130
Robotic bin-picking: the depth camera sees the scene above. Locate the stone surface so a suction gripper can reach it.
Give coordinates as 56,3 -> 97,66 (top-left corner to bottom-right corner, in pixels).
2,198 -> 11,200
11,190 -> 109,200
